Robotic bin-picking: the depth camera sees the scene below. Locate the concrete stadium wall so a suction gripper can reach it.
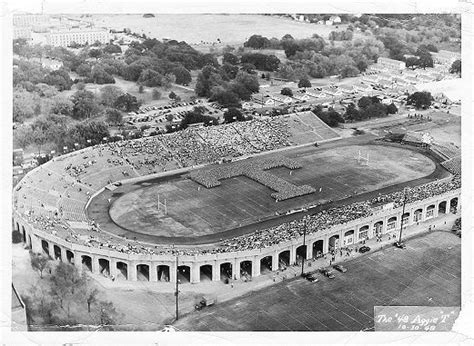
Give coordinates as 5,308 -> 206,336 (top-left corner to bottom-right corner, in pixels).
13,189 -> 460,284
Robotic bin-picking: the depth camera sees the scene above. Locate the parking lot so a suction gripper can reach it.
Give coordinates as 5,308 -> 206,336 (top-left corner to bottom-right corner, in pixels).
124,100 -> 226,134
173,231 -> 461,331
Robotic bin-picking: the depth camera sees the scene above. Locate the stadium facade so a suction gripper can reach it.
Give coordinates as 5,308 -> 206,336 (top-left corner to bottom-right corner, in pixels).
13,181 -> 460,283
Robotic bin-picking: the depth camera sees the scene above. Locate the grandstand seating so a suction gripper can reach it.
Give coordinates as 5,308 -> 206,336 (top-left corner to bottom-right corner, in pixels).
431,142 -> 460,160
441,156 -> 461,175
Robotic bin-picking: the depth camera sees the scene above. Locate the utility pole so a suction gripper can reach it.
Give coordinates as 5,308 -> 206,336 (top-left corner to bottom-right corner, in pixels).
301,215 -> 307,276
174,249 -> 179,321
398,188 -> 408,243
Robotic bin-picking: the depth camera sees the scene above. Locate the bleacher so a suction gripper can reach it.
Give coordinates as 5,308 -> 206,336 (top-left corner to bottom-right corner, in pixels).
431,142 -> 460,161
441,156 -> 461,176
292,111 -> 341,142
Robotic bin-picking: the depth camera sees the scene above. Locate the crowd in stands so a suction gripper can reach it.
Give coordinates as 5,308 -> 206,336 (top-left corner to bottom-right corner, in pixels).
14,113 -> 461,258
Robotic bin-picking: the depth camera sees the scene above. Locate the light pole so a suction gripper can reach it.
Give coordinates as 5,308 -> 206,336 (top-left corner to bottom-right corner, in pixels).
301,214 -> 308,276
398,188 -> 409,243
174,249 -> 179,321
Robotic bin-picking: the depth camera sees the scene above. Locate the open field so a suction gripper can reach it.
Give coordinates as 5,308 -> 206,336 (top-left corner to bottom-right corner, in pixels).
85,14 -> 346,44
173,231 -> 461,331
103,143 -> 436,241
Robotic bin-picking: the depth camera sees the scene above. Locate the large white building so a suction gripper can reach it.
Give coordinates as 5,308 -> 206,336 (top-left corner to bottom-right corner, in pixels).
44,28 -> 110,47
13,14 -> 47,27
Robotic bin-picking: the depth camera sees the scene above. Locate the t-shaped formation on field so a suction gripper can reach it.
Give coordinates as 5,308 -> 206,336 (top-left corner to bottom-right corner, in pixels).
187,157 -> 316,201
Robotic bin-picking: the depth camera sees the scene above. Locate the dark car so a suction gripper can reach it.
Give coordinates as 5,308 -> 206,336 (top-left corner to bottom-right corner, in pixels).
359,246 -> 371,253
319,268 -> 336,279
394,241 -> 406,249
333,264 -> 347,273
307,274 -> 319,282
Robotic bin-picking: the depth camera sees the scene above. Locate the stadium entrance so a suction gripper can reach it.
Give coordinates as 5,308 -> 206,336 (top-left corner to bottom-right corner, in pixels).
329,235 -> 339,251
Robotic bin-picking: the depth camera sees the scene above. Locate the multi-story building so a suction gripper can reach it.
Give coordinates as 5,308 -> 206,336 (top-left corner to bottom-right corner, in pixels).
13,14 -> 47,27
13,27 -> 32,39
45,28 -> 110,47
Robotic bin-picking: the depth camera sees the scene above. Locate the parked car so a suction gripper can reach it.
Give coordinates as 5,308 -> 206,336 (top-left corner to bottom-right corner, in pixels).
333,264 -> 347,273
307,274 -> 319,282
319,268 -> 336,279
394,241 -> 406,249
359,246 -> 371,253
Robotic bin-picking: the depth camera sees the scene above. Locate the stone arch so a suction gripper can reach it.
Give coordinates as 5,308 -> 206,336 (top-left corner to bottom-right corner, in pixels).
387,216 -> 397,230
99,258 -> 110,276
344,230 -> 355,246
66,250 -> 74,264
296,245 -> 307,261
260,256 -> 273,274
426,204 -> 435,219
438,201 -> 447,214
157,265 -> 170,282
450,197 -> 458,213
21,226 -> 26,243
413,208 -> 423,222
278,250 -> 290,269
199,264 -> 213,282
177,265 -> 190,283
82,255 -> 92,272
136,264 -> 150,281
373,220 -> 384,235
53,245 -> 62,261
312,240 -> 324,258
27,235 -> 32,249
116,261 -> 128,280
16,222 -> 20,233
41,240 -> 49,256
358,226 -> 369,241
240,260 -> 252,279
329,234 -> 339,251
402,212 -> 410,227
220,262 -> 232,282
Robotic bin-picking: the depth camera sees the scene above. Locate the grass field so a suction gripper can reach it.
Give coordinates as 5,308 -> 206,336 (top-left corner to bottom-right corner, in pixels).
108,143 -> 436,238
173,231 -> 461,331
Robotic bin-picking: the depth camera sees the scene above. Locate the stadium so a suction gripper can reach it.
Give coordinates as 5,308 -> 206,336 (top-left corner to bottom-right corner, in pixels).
12,112 -> 461,284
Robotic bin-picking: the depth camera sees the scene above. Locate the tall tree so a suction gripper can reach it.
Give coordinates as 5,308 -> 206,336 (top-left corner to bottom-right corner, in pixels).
72,90 -> 100,119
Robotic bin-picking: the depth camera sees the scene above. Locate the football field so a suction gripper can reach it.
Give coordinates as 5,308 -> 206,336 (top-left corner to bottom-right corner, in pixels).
101,142 -> 439,243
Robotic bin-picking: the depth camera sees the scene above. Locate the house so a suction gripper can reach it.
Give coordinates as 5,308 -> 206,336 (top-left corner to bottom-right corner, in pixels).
306,90 -> 326,98
338,85 -> 355,94
321,87 -> 344,97
253,95 -> 282,107
363,74 -> 380,84
377,79 -> 393,87
41,58 -> 63,70
377,57 -> 406,70
329,15 -> 342,23
354,84 -> 373,93
272,95 -> 293,104
293,93 -> 311,101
